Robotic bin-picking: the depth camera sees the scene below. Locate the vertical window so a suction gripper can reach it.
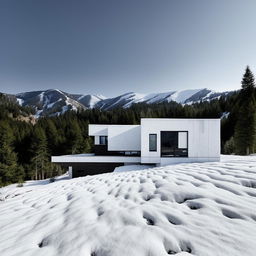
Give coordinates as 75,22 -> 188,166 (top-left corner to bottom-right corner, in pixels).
99,136 -> 108,145
149,134 -> 157,151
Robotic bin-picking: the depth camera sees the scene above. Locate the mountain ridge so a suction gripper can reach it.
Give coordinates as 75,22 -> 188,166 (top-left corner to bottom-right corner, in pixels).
3,88 -> 234,117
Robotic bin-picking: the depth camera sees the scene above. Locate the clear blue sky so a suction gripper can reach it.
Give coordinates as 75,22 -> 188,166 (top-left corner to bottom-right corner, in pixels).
0,0 -> 255,96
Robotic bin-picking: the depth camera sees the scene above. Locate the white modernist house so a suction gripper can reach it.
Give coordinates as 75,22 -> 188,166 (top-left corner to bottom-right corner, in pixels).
52,118 -> 220,178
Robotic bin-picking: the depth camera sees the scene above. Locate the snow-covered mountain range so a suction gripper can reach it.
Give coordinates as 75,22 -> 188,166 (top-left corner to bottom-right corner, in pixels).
10,88 -> 233,117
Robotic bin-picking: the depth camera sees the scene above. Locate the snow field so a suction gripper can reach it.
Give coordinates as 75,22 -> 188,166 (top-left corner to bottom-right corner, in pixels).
0,156 -> 256,256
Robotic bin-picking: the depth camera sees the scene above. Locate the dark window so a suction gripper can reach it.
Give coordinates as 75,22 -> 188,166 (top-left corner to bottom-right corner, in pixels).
149,134 -> 157,151
99,136 -> 108,145
161,131 -> 188,157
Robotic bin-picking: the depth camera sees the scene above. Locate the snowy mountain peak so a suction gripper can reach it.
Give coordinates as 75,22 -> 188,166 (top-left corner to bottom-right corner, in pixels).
11,88 -> 234,117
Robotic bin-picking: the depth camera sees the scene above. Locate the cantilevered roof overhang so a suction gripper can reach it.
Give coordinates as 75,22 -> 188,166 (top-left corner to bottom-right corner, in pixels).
51,154 -> 141,163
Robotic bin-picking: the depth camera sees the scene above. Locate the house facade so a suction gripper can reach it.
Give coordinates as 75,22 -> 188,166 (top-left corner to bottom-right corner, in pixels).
52,118 -> 220,178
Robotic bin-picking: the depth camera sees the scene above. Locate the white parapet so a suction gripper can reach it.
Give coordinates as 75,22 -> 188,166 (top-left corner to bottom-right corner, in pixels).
89,125 -> 108,136
108,125 -> 141,151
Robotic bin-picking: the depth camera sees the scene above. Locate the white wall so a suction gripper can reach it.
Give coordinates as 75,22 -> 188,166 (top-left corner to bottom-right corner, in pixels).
88,119 -> 220,165
94,136 -> 100,145
108,125 -> 141,151
140,118 -> 220,164
89,124 -> 140,151
89,124 -> 108,136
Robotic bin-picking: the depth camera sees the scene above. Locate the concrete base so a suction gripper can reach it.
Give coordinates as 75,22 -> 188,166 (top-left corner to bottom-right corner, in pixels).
158,157 -> 220,166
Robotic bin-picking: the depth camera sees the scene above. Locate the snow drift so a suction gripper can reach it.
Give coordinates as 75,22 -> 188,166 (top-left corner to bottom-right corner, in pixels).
0,155 -> 256,256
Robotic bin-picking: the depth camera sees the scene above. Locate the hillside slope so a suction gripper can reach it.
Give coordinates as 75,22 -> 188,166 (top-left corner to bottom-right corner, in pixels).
0,93 -> 35,121
16,89 -> 104,117
10,88 -> 233,117
1,155 -> 256,256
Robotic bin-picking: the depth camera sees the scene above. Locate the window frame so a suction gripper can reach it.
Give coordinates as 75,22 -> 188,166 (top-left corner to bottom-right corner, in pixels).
99,136 -> 108,145
149,134 -> 157,152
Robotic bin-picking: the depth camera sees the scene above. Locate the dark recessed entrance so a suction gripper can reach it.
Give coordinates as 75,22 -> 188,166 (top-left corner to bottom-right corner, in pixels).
161,131 -> 188,157
60,162 -> 124,178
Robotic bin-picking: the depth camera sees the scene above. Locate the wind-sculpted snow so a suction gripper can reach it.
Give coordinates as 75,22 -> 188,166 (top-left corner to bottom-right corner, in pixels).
0,155 -> 256,256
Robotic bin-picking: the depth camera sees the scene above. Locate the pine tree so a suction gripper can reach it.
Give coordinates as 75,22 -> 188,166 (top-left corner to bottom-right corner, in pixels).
223,136 -> 235,154
44,119 -> 59,155
30,127 -> 49,180
0,121 -> 24,186
65,120 -> 85,154
84,138 -> 92,153
242,66 -> 255,90
234,66 -> 256,155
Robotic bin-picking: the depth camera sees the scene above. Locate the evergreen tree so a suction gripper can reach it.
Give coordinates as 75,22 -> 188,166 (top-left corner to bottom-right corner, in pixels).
44,119 -> 59,155
30,127 -> 49,180
84,138 -> 92,153
0,121 -> 24,186
65,120 -> 85,154
223,136 -> 235,154
234,66 -> 256,155
242,66 -> 255,90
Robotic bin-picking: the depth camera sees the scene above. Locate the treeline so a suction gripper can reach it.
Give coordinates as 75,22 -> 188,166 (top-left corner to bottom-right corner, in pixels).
0,112 -> 92,186
0,66 -> 256,186
0,93 -> 35,119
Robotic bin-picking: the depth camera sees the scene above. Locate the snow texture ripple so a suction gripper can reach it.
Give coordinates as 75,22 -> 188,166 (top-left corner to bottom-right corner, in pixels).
0,155 -> 256,256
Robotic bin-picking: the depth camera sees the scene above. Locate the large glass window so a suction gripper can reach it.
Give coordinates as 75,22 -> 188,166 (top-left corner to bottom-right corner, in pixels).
149,134 -> 157,151
161,131 -> 188,157
99,136 -> 108,145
